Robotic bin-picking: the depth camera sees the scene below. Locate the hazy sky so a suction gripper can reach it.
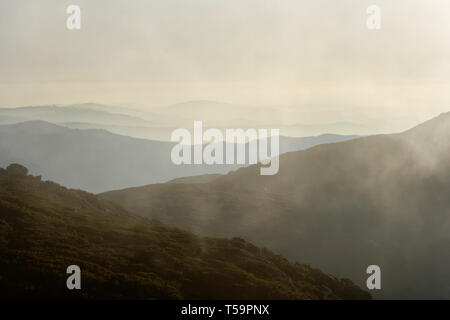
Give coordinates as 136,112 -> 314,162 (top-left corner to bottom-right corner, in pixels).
1,0 -> 450,125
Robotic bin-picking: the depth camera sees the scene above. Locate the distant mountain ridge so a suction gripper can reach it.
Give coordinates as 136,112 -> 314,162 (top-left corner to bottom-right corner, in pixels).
0,104 -> 155,126
0,120 -> 358,193
0,102 -> 377,140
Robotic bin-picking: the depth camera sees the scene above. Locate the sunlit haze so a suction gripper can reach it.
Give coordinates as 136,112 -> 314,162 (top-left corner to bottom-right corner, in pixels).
1,0 -> 450,132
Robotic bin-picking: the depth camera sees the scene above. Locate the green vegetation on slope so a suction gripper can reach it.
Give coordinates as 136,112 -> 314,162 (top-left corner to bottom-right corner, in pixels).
0,164 -> 369,300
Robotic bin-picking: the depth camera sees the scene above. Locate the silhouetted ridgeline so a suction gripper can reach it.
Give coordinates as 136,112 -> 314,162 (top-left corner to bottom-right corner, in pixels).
0,120 -> 358,193
0,164 -> 369,299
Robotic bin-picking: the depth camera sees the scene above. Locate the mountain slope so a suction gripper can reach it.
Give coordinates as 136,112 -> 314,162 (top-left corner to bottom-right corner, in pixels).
0,121 -> 358,193
0,121 -> 240,193
101,112 -> 450,299
166,174 -> 222,184
0,164 -> 369,300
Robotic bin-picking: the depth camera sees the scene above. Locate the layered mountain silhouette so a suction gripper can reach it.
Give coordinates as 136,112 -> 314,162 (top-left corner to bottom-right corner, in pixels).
0,164 -> 369,299
0,103 -> 189,141
0,120 -> 357,193
154,100 -> 380,135
0,103 -> 375,140
0,104 -> 156,127
101,112 -> 450,299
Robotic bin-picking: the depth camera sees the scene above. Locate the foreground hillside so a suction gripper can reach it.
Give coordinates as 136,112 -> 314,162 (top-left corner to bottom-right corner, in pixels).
101,112 -> 450,299
0,164 -> 369,299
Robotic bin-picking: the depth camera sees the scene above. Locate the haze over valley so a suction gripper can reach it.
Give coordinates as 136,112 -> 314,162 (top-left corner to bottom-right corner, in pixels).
1,0 -> 450,301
